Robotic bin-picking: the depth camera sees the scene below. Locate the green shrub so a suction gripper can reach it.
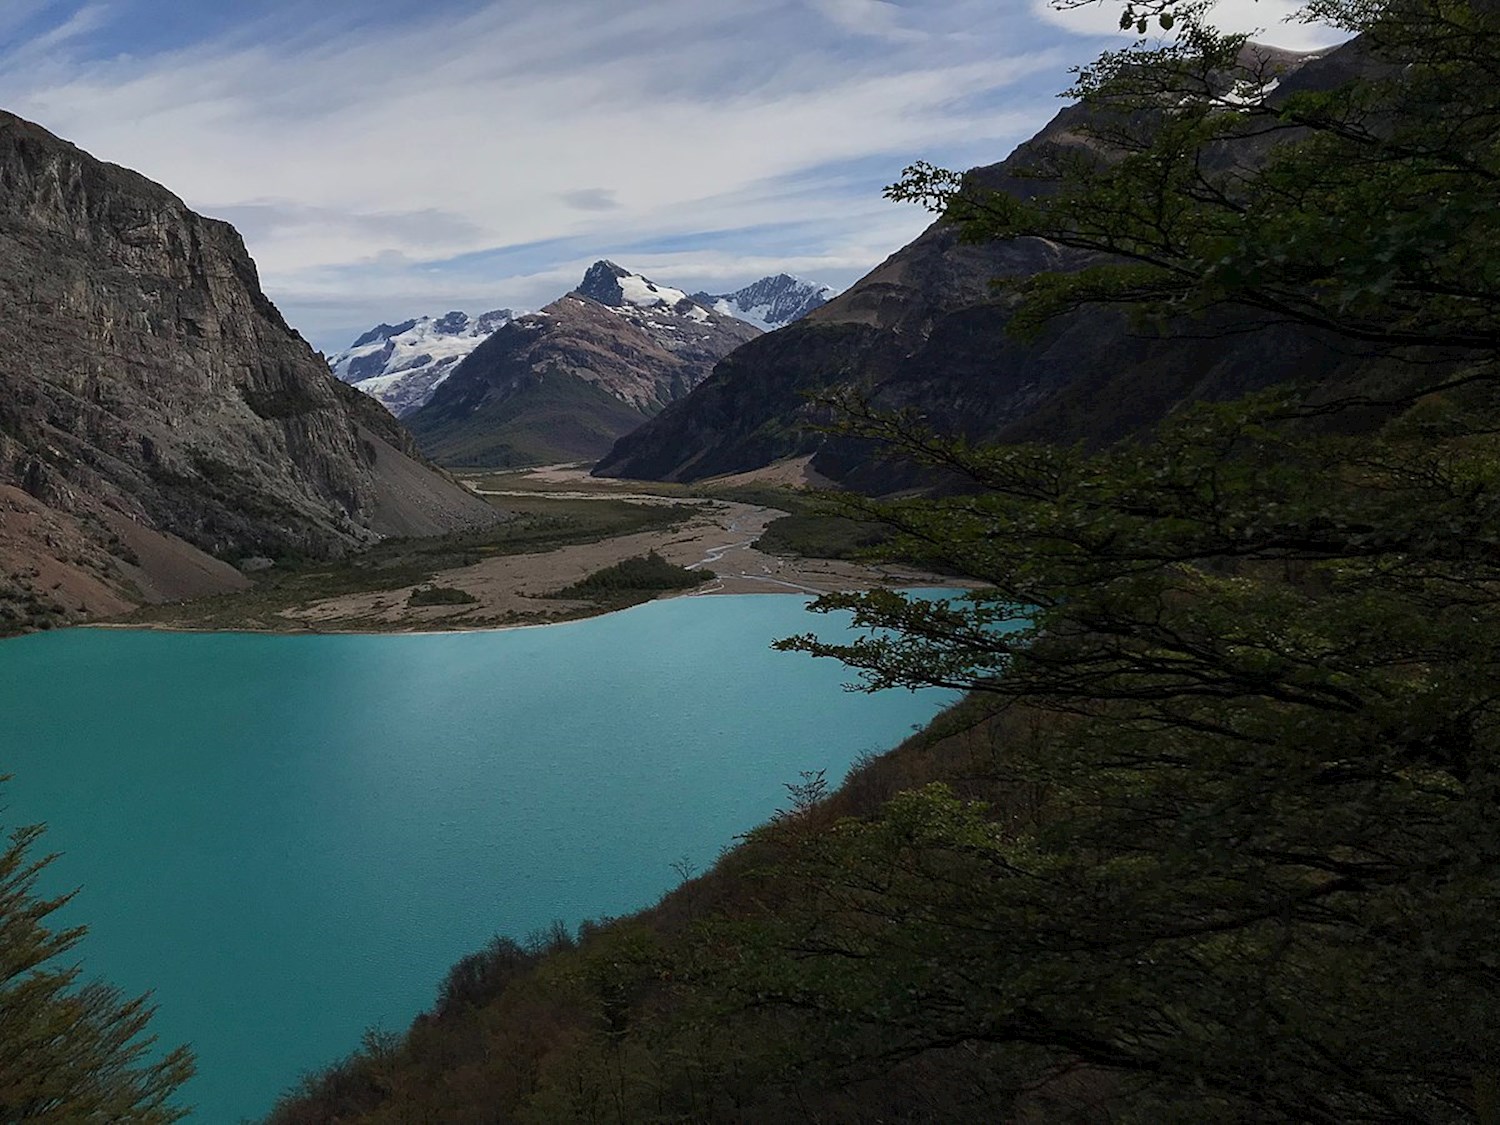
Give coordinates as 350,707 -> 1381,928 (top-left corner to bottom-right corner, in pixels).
407,585 -> 479,607
755,513 -> 892,559
555,551 -> 712,598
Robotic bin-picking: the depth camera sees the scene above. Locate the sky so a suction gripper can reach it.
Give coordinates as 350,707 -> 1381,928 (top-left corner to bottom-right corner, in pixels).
0,0 -> 1346,354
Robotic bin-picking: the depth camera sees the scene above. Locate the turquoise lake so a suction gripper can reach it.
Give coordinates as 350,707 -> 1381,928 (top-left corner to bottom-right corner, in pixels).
0,593 -> 957,1122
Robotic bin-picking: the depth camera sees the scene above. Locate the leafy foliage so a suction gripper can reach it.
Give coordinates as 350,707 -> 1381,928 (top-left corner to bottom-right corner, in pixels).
749,1 -> 1500,1114
891,0 -> 1500,359
553,551 -> 713,598
0,813 -> 193,1122
768,383 -> 1500,1119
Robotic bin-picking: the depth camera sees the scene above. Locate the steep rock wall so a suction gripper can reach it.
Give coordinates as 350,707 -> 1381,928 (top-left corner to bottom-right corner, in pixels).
0,111 -> 496,630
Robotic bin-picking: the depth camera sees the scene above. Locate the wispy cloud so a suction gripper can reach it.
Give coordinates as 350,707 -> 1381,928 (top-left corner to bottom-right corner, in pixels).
807,0 -> 927,42
0,0 -> 107,63
0,0 -> 70,44
0,1 -> 1121,349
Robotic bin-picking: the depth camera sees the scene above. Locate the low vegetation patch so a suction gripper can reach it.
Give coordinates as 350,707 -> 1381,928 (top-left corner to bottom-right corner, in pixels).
0,581 -> 68,636
406,585 -> 478,607
553,550 -> 713,600
755,512 -> 892,560
112,496 -> 693,632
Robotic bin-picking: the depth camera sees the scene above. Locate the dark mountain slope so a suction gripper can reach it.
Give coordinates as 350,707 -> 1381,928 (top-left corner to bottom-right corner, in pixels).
594,43 -> 1358,486
0,110 -> 496,631
407,262 -> 759,468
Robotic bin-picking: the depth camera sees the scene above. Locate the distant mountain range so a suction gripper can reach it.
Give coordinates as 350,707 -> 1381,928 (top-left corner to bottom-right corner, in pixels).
403,261 -> 760,467
332,271 -> 833,423
690,274 -> 835,332
329,310 -> 513,417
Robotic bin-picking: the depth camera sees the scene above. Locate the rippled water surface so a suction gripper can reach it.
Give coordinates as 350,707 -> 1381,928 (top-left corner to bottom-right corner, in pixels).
0,594 -> 956,1122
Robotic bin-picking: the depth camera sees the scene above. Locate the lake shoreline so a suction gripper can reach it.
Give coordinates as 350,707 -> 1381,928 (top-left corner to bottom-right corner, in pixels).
77,465 -> 951,638
75,563 -> 951,638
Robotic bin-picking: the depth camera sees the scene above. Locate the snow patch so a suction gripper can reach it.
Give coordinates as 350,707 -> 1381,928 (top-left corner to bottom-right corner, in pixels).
697,275 -> 836,332
329,308 -> 515,416
617,273 -> 689,309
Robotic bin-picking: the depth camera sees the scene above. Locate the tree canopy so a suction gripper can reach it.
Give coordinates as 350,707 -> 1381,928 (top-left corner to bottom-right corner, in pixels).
759,0 -> 1500,1118
0,811 -> 192,1122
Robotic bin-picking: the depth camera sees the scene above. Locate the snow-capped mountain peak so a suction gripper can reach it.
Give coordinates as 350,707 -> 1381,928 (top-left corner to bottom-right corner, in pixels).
403,260 -> 763,467
577,260 -> 693,311
691,274 -> 837,332
330,308 -> 514,417
568,261 -> 734,340
332,265 -> 822,420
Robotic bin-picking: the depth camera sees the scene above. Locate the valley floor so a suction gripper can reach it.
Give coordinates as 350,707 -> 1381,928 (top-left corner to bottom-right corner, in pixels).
105,463 -> 940,635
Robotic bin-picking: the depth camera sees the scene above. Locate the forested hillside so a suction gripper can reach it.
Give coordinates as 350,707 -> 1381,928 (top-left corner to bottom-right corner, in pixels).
272,0 -> 1500,1119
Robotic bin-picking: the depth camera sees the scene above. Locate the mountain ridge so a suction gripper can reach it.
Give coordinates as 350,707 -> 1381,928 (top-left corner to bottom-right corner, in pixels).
405,261 -> 759,467
0,109 -> 497,632
333,271 -> 832,424
594,42 -> 1358,488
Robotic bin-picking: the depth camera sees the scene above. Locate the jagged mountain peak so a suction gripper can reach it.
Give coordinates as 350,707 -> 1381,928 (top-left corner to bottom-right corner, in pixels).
575,260 -> 696,312
576,259 -> 631,304
691,274 -> 837,332
331,308 -> 515,417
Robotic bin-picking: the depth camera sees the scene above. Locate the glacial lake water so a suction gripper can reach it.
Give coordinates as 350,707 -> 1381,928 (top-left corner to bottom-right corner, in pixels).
0,593 -> 958,1122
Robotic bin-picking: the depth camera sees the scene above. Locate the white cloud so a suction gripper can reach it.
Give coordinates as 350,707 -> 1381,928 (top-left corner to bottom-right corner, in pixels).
0,1 -> 1096,348
807,0 -> 926,42
1031,0 -> 1350,50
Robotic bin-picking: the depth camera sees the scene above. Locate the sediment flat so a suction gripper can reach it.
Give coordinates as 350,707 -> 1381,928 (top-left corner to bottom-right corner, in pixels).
109,465 -> 945,635
287,473 -> 937,630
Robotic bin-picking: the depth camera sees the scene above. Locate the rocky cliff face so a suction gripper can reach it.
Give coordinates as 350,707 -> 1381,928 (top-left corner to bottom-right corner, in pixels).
595,43 -> 1360,488
406,261 -> 760,467
0,110 -> 497,632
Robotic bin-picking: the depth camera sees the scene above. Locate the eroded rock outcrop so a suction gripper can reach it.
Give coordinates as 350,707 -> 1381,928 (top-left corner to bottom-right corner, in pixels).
0,110 -> 497,632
